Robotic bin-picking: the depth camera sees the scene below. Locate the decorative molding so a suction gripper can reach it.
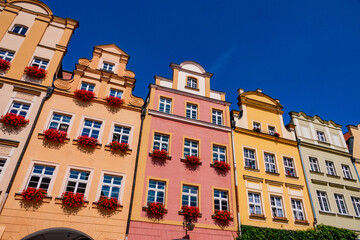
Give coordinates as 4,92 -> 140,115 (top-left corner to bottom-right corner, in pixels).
285,183 -> 304,189
0,139 -> 19,147
128,94 -> 144,107
299,141 -> 351,157
265,179 -> 283,186
243,175 -> 263,182
13,86 -> 41,96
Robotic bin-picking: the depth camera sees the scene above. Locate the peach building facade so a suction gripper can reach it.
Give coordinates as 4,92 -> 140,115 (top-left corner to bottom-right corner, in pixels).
345,124 -> 360,181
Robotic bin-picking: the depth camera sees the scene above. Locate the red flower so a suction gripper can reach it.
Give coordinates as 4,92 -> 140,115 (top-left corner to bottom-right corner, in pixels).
61,192 -> 85,208
74,89 -> 95,102
105,96 -> 124,106
212,210 -> 232,222
212,161 -> 230,171
43,129 -> 67,142
145,202 -> 167,216
21,188 -> 47,202
152,149 -> 169,160
181,205 -> 200,218
184,155 -> 201,166
274,132 -> 280,137
77,135 -> 98,148
97,196 -> 119,211
109,141 -> 129,151
24,66 -> 47,79
0,113 -> 29,127
0,59 -> 11,71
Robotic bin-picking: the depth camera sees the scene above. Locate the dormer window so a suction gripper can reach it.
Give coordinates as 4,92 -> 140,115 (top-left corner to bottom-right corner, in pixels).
186,77 -> 197,89
317,131 -> 327,142
268,126 -> 275,135
11,25 -> 28,35
31,58 -> 48,69
253,122 -> 261,132
102,62 -> 114,72
109,89 -> 123,99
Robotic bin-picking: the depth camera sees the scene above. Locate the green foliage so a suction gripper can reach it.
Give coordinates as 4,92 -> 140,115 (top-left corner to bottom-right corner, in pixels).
237,224 -> 357,240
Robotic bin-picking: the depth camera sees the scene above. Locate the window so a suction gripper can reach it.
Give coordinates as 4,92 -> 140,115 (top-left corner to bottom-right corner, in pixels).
334,194 -> 348,215
159,97 -> 171,114
351,197 -> 360,217
291,199 -> 305,220
0,50 -> 14,61
214,190 -> 228,211
342,165 -> 353,179
182,185 -> 198,207
186,103 -> 197,119
212,110 -> 223,125
0,159 -> 6,175
100,174 -> 122,199
317,131 -> 327,142
213,146 -> 226,163
153,133 -> 169,151
102,62 -> 114,72
48,113 -> 71,132
248,192 -> 262,215
81,120 -> 102,139
184,139 -> 198,157
112,125 -> 130,143
31,58 -> 48,69
8,102 -> 30,117
11,25 -> 27,35
147,180 -> 166,204
264,153 -> 277,173
109,89 -> 123,99
253,122 -> 261,130
26,165 -> 55,191
186,77 -> 197,89
326,161 -> 336,176
309,157 -> 320,172
268,126 -> 275,135
244,148 -> 256,169
284,157 -> 296,177
80,82 -> 95,92
270,196 -> 284,218
317,191 -> 330,212
65,170 -> 90,194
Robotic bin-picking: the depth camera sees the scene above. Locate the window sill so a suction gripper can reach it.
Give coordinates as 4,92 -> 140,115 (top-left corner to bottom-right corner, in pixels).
54,197 -> 89,207
285,175 -> 299,179
37,133 -> 70,143
92,201 -> 123,211
14,192 -> 52,203
337,213 -> 353,218
149,152 -> 172,160
211,214 -> 233,221
72,139 -> 102,149
178,210 -> 202,217
7,31 -> 26,37
184,85 -> 200,91
317,140 -> 330,145
180,158 -> 202,165
142,205 -> 168,213
294,220 -> 309,225
249,214 -> 266,220
244,167 -> 260,172
272,216 -> 288,222
104,145 -> 132,154
343,177 -> 357,182
319,211 -> 336,216
309,170 -> 324,175
326,174 -> 340,179
355,216 -> 360,220
265,171 -> 279,176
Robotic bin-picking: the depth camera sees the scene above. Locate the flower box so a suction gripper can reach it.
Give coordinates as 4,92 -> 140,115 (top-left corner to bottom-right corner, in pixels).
109,141 -> 129,151
77,135 -> 98,148
43,129 -> 67,142
97,196 -> 119,211
212,210 -> 233,222
151,149 -> 170,160
21,187 -> 47,202
183,155 -> 201,166
143,202 -> 167,216
179,205 -> 201,219
274,132 -> 280,137
61,192 -> 85,208
74,89 -> 95,102
0,59 -> 10,71
105,96 -> 124,106
211,161 -> 230,171
24,66 -> 47,79
0,113 -> 29,128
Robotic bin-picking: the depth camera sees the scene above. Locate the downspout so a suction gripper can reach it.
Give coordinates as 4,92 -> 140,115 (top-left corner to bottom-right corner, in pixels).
0,85 -> 54,212
348,136 -> 360,182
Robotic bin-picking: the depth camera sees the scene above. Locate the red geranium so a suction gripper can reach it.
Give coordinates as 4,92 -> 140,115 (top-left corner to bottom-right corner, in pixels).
74,89 -> 95,102
212,210 -> 232,222
62,192 -> 85,208
43,128 -> 67,142
21,187 -> 47,202
181,205 -> 200,218
0,113 -> 29,127
184,155 -> 201,166
152,149 -> 169,160
24,66 -> 47,79
105,96 -> 124,106
97,196 -> 119,211
109,141 -> 129,151
0,59 -> 10,71
274,132 -> 280,137
77,135 -> 98,148
145,202 -> 167,216
212,161 -> 230,171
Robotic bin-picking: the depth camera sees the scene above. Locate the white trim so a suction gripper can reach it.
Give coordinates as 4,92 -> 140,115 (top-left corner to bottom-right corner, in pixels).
95,170 -> 126,203
76,116 -> 105,143
281,154 -> 298,177
252,121 -> 262,131
242,146 -> 259,170
246,190 -> 264,216
59,165 -> 94,198
108,122 -> 134,147
0,156 -> 10,183
43,109 -> 76,134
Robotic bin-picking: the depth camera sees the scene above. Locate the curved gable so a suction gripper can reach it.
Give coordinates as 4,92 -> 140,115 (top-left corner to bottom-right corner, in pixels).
9,0 -> 53,16
241,91 -> 283,108
180,61 -> 206,74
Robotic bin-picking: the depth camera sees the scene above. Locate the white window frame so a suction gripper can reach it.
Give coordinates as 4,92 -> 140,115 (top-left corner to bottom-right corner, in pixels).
351,197 -> 360,217
47,113 -> 72,132
31,58 -> 49,70
64,169 -> 90,194
147,179 -> 166,204
317,131 -> 327,142
334,194 -> 348,215
25,164 -> 56,192
283,157 -> 296,177
182,185 -> 198,207
0,49 -> 15,61
153,133 -> 170,151
95,170 -> 125,203
342,165 -> 353,179
11,25 -> 27,35
101,62 -> 114,72
317,191 -> 331,212
248,192 -> 262,215
326,161 -> 336,176
213,145 -> 226,163
186,103 -> 197,119
186,77 -> 197,89
270,195 -> 284,218
184,139 -> 198,157
8,101 -> 31,118
291,199 -> 305,220
109,89 -> 123,99
99,174 -> 122,200
244,148 -> 257,169
268,126 -> 276,135
80,82 -> 95,92
212,110 -> 223,125
80,119 -> 102,140
112,125 -> 131,144
0,158 -> 6,177
253,121 -> 261,130
159,97 -> 172,114
309,157 -> 320,172
264,153 -> 277,173
214,189 -> 228,211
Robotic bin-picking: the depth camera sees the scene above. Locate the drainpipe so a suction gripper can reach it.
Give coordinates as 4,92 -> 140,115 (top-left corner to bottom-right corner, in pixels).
348,137 -> 360,182
0,86 -> 54,213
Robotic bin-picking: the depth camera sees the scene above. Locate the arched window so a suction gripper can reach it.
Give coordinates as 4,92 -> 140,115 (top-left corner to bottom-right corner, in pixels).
11,25 -> 28,35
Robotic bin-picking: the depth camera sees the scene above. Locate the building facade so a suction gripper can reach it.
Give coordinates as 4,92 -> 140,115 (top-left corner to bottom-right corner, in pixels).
232,89 -> 313,230
344,124 -> 360,181
290,112 -> 360,234
0,44 -> 144,239
128,61 -> 238,239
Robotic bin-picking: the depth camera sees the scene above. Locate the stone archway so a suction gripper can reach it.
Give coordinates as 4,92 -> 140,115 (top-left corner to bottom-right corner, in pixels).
21,227 -> 93,240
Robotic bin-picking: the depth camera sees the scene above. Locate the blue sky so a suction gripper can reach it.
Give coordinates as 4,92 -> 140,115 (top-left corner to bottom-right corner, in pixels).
46,0 -> 360,131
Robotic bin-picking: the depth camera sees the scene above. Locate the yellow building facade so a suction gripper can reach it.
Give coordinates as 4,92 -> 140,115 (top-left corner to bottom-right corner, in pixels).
231,89 -> 314,230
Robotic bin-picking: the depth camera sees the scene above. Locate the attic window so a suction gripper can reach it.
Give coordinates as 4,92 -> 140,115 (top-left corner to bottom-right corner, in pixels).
102,62 -> 114,72
186,77 -> 197,89
11,25 -> 28,35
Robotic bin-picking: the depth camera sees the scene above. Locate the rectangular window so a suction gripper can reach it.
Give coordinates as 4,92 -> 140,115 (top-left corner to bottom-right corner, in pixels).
26,165 -> 55,191
214,190 -> 228,211
109,89 -> 123,99
31,58 -> 48,69
212,110 -> 223,125
186,103 -> 197,119
268,126 -> 275,135
291,199 -> 305,220
65,170 -> 90,194
334,194 -> 348,215
342,165 -> 353,179
182,185 -> 198,207
270,196 -> 284,218
159,97 -> 171,114
153,133 -> 169,151
48,113 -> 71,132
213,146 -> 226,163
0,49 -> 14,61
186,77 -> 197,89
248,192 -> 262,215
317,191 -> 331,212
317,131 -> 327,142
102,62 -> 114,71
0,159 -> 6,175
253,122 -> 261,130
184,139 -> 198,157
244,148 -> 256,169
326,161 -> 336,176
351,197 -> 360,217
147,180 -> 166,204
309,157 -> 320,172
80,82 -> 95,92
264,153 -> 277,173
11,25 -> 27,35
112,125 -> 130,143
8,102 -> 30,117
100,174 -> 122,199
81,120 -> 102,139
284,157 -> 296,177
